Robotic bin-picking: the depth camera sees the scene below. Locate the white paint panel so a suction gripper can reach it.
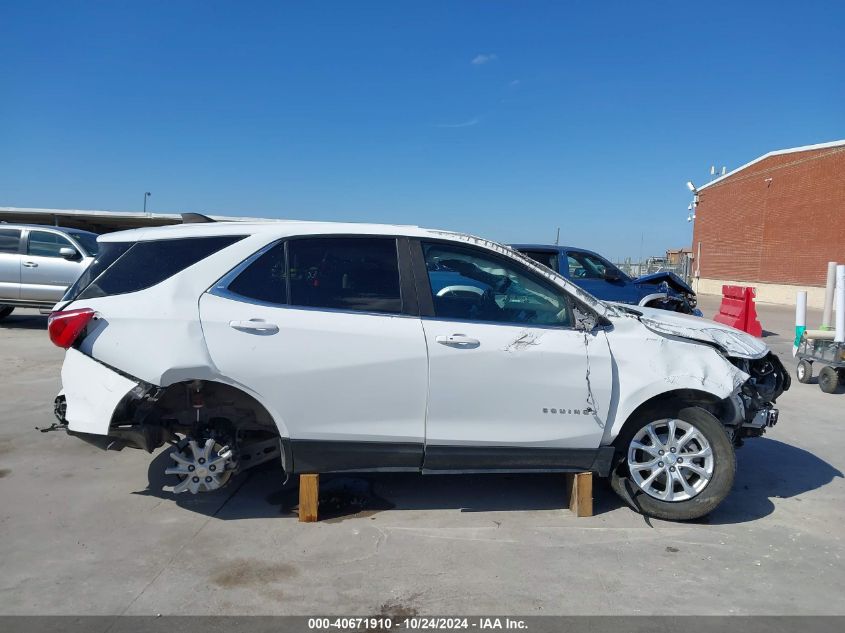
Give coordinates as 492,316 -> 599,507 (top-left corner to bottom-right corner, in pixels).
61,348 -> 138,435
199,293 -> 429,443
422,320 -> 613,449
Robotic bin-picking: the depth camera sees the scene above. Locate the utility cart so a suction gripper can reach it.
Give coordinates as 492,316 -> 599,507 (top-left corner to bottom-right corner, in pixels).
795,332 -> 845,393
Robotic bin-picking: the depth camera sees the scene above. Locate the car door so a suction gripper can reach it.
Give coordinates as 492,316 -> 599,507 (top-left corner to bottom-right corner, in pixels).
199,235 -> 429,473
0,228 -> 22,301
20,229 -> 89,303
414,240 -> 613,471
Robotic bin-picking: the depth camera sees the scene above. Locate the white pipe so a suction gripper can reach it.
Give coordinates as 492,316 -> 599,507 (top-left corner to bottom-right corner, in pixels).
836,265 -> 845,343
796,291 -> 807,329
822,261 -> 837,329
794,291 -> 807,356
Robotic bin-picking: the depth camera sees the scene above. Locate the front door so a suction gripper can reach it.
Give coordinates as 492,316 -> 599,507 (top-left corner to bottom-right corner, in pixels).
416,240 -> 613,471
21,230 -> 88,303
199,236 -> 429,473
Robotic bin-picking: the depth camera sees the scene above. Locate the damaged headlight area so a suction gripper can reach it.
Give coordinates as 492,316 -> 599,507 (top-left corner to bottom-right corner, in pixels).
724,352 -> 791,443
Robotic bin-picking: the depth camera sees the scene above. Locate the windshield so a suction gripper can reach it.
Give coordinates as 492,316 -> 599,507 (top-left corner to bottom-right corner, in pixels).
67,231 -> 100,256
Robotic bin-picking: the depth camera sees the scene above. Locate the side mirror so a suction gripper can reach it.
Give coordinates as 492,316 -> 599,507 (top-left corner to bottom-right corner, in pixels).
604,271 -> 620,282
59,247 -> 79,260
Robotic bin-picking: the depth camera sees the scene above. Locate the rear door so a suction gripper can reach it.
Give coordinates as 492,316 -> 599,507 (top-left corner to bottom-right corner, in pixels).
0,228 -> 22,301
415,240 -> 613,471
199,236 -> 429,473
20,229 -> 89,303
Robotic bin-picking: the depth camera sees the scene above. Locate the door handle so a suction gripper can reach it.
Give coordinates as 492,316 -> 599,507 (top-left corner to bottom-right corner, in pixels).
22,261 -> 38,268
228,319 -> 279,334
435,334 -> 480,348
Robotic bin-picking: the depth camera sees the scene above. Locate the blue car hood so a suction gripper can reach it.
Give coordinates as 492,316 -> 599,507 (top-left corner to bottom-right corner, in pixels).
635,271 -> 694,295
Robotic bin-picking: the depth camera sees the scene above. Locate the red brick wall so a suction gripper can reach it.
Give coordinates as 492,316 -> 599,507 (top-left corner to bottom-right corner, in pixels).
692,146 -> 845,286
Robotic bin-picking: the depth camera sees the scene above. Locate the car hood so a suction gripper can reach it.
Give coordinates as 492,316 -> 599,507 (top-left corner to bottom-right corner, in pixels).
609,304 -> 769,359
635,271 -> 694,295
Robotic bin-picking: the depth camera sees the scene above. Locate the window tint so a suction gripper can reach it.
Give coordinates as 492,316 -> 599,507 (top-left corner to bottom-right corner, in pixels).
567,251 -> 608,279
28,231 -> 74,257
288,237 -> 402,314
67,231 -> 99,256
520,250 -> 559,273
62,242 -> 132,302
0,229 -> 21,254
227,242 -> 287,305
75,236 -> 244,300
423,242 -> 571,326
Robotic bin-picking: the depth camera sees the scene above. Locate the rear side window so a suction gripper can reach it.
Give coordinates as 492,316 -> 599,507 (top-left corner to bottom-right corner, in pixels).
520,250 -> 559,273
0,228 -> 21,254
288,237 -> 402,314
72,236 -> 244,300
226,242 -> 287,305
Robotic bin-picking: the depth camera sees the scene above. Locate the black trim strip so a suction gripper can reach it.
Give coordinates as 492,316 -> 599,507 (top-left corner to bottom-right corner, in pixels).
289,440 -> 614,477
291,440 -> 424,473
423,445 -> 613,475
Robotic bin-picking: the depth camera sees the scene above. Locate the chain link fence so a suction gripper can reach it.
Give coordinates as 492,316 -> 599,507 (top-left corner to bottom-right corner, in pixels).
614,255 -> 694,285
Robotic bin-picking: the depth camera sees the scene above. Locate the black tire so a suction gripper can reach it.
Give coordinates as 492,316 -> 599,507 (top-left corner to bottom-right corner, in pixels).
0,306 -> 13,320
796,359 -> 813,384
818,366 -> 840,394
610,405 -> 736,521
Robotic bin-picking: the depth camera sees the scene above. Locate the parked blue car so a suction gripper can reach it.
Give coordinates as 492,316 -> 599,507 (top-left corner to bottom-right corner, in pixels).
512,244 -> 702,315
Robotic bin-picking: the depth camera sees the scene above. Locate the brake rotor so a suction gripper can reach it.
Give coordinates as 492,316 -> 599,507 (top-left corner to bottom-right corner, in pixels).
165,438 -> 235,494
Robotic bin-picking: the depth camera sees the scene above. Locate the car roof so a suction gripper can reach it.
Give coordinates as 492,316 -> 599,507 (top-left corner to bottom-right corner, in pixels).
0,223 -> 98,236
100,220 -> 471,243
511,243 -> 603,256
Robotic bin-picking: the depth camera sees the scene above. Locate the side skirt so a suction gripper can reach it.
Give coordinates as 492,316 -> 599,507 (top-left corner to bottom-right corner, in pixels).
289,440 -> 614,477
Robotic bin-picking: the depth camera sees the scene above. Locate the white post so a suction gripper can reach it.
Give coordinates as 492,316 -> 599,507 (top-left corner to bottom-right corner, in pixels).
794,291 -> 807,356
836,265 -> 845,343
822,261 -> 837,329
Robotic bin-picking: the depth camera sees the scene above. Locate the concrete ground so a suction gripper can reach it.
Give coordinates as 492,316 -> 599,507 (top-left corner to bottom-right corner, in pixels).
0,297 -> 842,616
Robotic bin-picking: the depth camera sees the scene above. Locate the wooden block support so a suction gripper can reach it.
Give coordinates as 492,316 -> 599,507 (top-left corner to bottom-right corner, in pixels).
565,472 -> 593,517
299,473 -> 319,522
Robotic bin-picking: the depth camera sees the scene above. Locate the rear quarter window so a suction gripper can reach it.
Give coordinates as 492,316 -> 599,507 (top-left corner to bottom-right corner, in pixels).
70,235 -> 245,300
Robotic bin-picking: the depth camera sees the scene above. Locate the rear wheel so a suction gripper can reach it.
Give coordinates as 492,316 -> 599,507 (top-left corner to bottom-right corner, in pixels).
796,359 -> 813,384
0,306 -> 13,320
818,366 -> 841,394
610,406 -> 735,521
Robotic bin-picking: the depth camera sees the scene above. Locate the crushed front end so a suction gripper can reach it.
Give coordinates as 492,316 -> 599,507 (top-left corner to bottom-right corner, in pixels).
723,352 -> 790,445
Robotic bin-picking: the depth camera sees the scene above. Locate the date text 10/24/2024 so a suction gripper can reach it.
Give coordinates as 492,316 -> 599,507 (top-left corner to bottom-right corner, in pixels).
307,617 -> 529,630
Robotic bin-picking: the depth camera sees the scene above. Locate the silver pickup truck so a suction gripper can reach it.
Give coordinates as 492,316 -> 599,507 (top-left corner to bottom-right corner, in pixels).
0,224 -> 98,319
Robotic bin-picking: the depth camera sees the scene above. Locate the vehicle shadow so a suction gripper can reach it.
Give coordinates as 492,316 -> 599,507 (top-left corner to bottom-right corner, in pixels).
137,448 -> 626,520
136,437 -> 841,524
698,437 -> 842,525
0,313 -> 48,330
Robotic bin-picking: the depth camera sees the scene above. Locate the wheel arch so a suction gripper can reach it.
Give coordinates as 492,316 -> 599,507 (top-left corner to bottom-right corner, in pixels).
607,387 -> 728,447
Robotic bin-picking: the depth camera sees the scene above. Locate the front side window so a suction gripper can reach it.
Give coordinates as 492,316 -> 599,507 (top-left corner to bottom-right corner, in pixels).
28,231 -> 74,258
0,228 -> 21,254
423,242 -> 572,326
288,237 -> 402,314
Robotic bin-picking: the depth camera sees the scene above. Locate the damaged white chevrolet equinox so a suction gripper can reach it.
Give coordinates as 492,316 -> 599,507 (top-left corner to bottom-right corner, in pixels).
50,221 -> 789,520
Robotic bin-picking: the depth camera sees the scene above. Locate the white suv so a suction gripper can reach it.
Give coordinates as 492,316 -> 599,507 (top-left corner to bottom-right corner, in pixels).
49,221 -> 789,520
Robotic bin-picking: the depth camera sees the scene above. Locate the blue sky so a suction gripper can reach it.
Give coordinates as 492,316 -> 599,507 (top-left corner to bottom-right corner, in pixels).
1,1 -> 843,260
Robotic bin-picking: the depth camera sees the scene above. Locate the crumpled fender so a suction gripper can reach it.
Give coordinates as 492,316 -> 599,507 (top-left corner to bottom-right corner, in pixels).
601,318 -> 750,444
635,271 -> 694,295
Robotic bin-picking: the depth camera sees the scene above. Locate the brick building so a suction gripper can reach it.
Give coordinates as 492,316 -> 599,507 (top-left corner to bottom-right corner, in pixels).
691,140 -> 845,307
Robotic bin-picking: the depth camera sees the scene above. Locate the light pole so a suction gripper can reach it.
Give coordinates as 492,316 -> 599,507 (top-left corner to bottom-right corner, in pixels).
143,192 -> 151,215
685,181 -> 698,283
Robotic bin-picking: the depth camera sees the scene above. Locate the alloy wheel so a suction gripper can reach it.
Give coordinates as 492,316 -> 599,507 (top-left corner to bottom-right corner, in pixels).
627,418 -> 714,502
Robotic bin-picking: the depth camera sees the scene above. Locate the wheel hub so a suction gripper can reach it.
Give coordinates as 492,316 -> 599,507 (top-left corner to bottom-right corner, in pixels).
627,418 -> 714,502
165,438 -> 235,494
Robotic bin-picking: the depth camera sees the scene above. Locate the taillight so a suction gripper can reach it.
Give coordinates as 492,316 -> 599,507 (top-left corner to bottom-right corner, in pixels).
48,308 -> 96,349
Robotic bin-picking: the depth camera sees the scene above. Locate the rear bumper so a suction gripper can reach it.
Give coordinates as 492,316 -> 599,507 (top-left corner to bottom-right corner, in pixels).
57,348 -> 139,436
